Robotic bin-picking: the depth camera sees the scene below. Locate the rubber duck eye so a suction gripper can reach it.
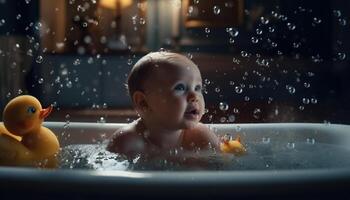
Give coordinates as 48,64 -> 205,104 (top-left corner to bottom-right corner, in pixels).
27,106 -> 36,114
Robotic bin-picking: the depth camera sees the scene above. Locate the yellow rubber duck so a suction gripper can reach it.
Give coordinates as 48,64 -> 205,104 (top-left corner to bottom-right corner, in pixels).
0,95 -> 60,167
220,135 -> 246,156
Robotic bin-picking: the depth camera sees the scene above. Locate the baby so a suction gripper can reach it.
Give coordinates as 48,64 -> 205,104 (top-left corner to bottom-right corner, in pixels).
107,52 -> 220,158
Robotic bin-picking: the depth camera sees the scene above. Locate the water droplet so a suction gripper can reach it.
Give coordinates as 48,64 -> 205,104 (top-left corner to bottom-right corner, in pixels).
226,28 -> 239,37
139,18 -> 146,25
187,53 -> 193,59
0,19 -> 5,26
27,49 -> 33,56
228,115 -> 235,122
311,98 -> 318,104
219,102 -> 229,111
66,81 -> 72,88
73,59 -> 81,66
36,56 -> 43,63
313,17 -> 322,25
98,117 -> 106,123
193,0 -> 199,4
268,27 -> 275,32
235,86 -> 243,94
262,137 -> 270,144
65,114 -> 70,119
287,142 -> 295,149
204,27 -> 211,34
302,98 -> 310,104
38,78 -> 44,84
253,108 -> 261,119
84,35 -> 92,44
213,6 -> 221,15
299,106 -> 304,110
229,38 -> 235,44
188,5 -> 194,14
337,52 -> 346,60
233,108 -> 239,113
244,96 -> 250,101
333,10 -> 341,17
251,37 -> 259,44
88,57 -> 94,64
307,72 -> 315,77
271,42 -> 277,48
338,18 -> 347,26
124,58 -> 133,66
204,79 -> 211,85
286,85 -> 296,94
235,125 -> 241,132
18,89 -> 23,94
260,17 -> 269,24
214,87 -> 221,93
293,42 -> 301,48
306,138 -> 315,144
241,51 -> 249,57
303,82 -> 310,88
256,28 -> 263,35
287,22 -> 296,30
219,117 -> 227,123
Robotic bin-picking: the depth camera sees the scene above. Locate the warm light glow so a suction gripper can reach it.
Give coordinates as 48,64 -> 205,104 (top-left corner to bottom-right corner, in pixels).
99,0 -> 132,10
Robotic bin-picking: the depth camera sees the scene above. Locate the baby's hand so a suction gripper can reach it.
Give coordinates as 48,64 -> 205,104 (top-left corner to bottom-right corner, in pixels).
220,135 -> 246,156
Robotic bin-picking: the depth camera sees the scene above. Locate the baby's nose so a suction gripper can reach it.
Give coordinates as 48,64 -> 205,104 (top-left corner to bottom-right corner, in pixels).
187,92 -> 198,102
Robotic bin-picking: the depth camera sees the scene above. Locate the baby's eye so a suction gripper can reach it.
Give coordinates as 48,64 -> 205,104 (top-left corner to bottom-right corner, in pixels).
173,83 -> 187,95
27,106 -> 36,114
195,85 -> 202,92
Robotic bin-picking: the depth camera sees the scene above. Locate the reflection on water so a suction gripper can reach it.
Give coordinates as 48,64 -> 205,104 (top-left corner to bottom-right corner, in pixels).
59,141 -> 350,171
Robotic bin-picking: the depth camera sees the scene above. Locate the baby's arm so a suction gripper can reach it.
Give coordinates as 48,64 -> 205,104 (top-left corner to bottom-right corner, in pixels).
182,123 -> 220,151
107,128 -> 145,157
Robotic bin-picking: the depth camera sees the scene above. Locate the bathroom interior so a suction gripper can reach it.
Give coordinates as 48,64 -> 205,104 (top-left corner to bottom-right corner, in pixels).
0,0 -> 350,199
1,0 -> 349,124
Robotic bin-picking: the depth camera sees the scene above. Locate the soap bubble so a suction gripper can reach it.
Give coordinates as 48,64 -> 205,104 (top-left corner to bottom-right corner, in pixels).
228,115 -> 235,122
205,27 -> 211,34
219,102 -> 229,111
226,28 -> 239,37
260,17 -> 269,24
213,6 -> 221,15
36,56 -> 43,63
338,18 -> 347,26
302,98 -> 310,104
73,59 -> 81,66
253,108 -> 261,119
235,86 -> 243,94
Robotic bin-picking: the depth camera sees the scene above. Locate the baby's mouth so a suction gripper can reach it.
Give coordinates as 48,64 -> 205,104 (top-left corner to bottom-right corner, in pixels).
184,107 -> 200,119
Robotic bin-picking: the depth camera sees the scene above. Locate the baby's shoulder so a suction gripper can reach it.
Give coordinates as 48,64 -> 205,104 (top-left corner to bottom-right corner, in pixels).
107,123 -> 145,155
182,123 -> 219,150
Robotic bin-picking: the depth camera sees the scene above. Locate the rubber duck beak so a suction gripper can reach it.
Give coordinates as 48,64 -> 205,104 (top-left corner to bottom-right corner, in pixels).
39,105 -> 53,119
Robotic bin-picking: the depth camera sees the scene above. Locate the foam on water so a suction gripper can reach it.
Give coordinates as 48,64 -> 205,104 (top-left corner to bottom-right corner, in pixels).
59,141 -> 350,171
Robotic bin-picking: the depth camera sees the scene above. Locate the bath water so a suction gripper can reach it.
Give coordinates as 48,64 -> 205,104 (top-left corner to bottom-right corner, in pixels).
59,141 -> 350,171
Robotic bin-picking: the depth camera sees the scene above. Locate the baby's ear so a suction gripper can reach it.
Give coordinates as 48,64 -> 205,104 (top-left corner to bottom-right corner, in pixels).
133,91 -> 148,111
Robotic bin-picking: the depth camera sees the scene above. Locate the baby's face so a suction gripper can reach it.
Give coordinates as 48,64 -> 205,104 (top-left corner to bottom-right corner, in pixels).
143,58 -> 205,130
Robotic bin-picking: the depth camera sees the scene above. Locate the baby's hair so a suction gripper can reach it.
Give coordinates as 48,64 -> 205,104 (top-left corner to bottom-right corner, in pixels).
126,52 -> 195,98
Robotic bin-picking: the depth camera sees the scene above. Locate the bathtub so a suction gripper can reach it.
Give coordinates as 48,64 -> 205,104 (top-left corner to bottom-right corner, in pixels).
1,122 -> 350,199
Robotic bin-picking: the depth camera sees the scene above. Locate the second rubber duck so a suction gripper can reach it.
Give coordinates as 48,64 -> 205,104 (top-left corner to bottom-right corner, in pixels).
220,136 -> 246,156
0,95 -> 60,167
